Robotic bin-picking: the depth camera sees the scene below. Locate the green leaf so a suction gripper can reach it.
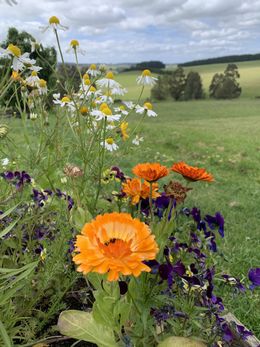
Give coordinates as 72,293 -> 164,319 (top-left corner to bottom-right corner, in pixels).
0,203 -> 20,221
58,310 -> 118,347
157,336 -> 206,347
0,320 -> 12,347
0,217 -> 20,239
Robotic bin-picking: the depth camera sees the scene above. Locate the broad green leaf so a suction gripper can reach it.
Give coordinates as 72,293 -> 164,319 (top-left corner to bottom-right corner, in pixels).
0,320 -> 12,347
58,310 -> 118,347
157,336 -> 206,347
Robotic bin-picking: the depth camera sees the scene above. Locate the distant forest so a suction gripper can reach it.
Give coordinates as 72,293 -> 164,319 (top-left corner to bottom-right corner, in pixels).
179,53 -> 260,67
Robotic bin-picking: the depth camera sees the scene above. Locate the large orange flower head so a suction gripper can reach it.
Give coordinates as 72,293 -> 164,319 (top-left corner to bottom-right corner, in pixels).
73,212 -> 159,281
132,162 -> 168,182
122,178 -> 160,205
171,161 -> 214,182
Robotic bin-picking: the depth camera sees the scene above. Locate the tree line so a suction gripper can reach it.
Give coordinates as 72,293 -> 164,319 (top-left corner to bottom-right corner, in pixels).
151,64 -> 242,101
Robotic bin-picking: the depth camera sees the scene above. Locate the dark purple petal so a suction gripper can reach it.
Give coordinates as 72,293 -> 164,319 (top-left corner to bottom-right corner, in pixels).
248,268 -> 260,288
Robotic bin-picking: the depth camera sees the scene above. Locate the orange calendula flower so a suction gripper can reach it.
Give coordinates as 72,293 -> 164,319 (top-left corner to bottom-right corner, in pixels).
171,162 -> 214,182
132,162 -> 168,182
122,178 -> 160,205
73,212 -> 159,281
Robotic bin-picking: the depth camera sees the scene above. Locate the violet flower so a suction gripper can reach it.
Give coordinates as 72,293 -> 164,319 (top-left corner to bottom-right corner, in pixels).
248,268 -> 260,290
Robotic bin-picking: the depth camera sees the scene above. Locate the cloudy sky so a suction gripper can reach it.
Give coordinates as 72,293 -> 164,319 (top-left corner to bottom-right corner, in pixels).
0,0 -> 260,64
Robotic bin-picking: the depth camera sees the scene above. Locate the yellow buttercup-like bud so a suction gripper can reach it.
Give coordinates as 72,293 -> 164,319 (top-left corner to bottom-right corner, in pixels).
142,69 -> 152,77
61,96 -> 70,103
106,71 -> 114,79
70,39 -> 79,48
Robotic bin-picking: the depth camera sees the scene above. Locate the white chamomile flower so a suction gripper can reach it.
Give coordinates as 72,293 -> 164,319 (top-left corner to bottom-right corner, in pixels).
1,44 -> 36,72
132,135 -> 144,146
136,102 -> 157,117
1,158 -> 9,166
111,86 -> 127,96
41,16 -> 68,32
136,69 -> 157,86
67,39 -> 86,55
123,101 -> 135,110
96,93 -> 113,104
91,104 -> 121,122
96,71 -> 121,90
30,40 -> 41,53
87,64 -> 101,77
114,105 -> 129,116
101,138 -> 118,152
26,71 -> 40,87
37,79 -> 48,95
53,96 -> 74,110
28,65 -> 42,72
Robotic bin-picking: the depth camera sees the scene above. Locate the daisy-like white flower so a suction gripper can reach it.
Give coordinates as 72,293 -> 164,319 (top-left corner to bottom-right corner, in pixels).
26,71 -> 40,87
28,65 -> 42,72
41,16 -> 68,32
132,135 -> 144,146
136,102 -> 157,117
123,101 -> 135,110
1,44 -> 36,72
136,69 -> 157,86
114,105 -> 129,116
91,104 -> 121,122
96,71 -> 121,90
37,79 -> 48,95
111,86 -> 127,96
87,64 -> 101,77
101,137 -> 118,152
95,92 -> 113,105
67,39 -> 86,55
53,95 -> 74,109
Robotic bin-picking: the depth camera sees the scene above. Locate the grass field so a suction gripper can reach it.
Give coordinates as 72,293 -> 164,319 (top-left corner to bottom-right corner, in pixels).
2,66 -> 260,338
116,60 -> 260,99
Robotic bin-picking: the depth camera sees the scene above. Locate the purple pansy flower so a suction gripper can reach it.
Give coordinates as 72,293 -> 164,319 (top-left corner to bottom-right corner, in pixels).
248,268 -> 260,290
205,212 -> 225,238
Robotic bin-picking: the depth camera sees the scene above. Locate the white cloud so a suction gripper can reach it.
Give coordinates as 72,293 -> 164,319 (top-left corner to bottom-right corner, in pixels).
0,0 -> 259,63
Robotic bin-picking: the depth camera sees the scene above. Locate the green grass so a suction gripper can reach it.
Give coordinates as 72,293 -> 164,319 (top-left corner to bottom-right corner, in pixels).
114,98 -> 260,337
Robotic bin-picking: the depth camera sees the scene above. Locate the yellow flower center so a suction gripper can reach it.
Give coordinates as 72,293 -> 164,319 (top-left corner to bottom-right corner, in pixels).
144,102 -> 153,110
31,71 -> 38,77
89,64 -> 97,70
61,96 -> 70,103
11,71 -> 20,81
49,16 -> 60,25
80,106 -> 89,115
83,73 -> 89,80
142,69 -> 152,77
39,79 -> 47,88
70,39 -> 79,48
106,137 -> 114,145
119,105 -> 125,111
100,103 -> 108,111
7,44 -> 21,57
84,78 -> 91,85
106,71 -> 114,79
90,86 -> 96,92
102,107 -> 112,116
